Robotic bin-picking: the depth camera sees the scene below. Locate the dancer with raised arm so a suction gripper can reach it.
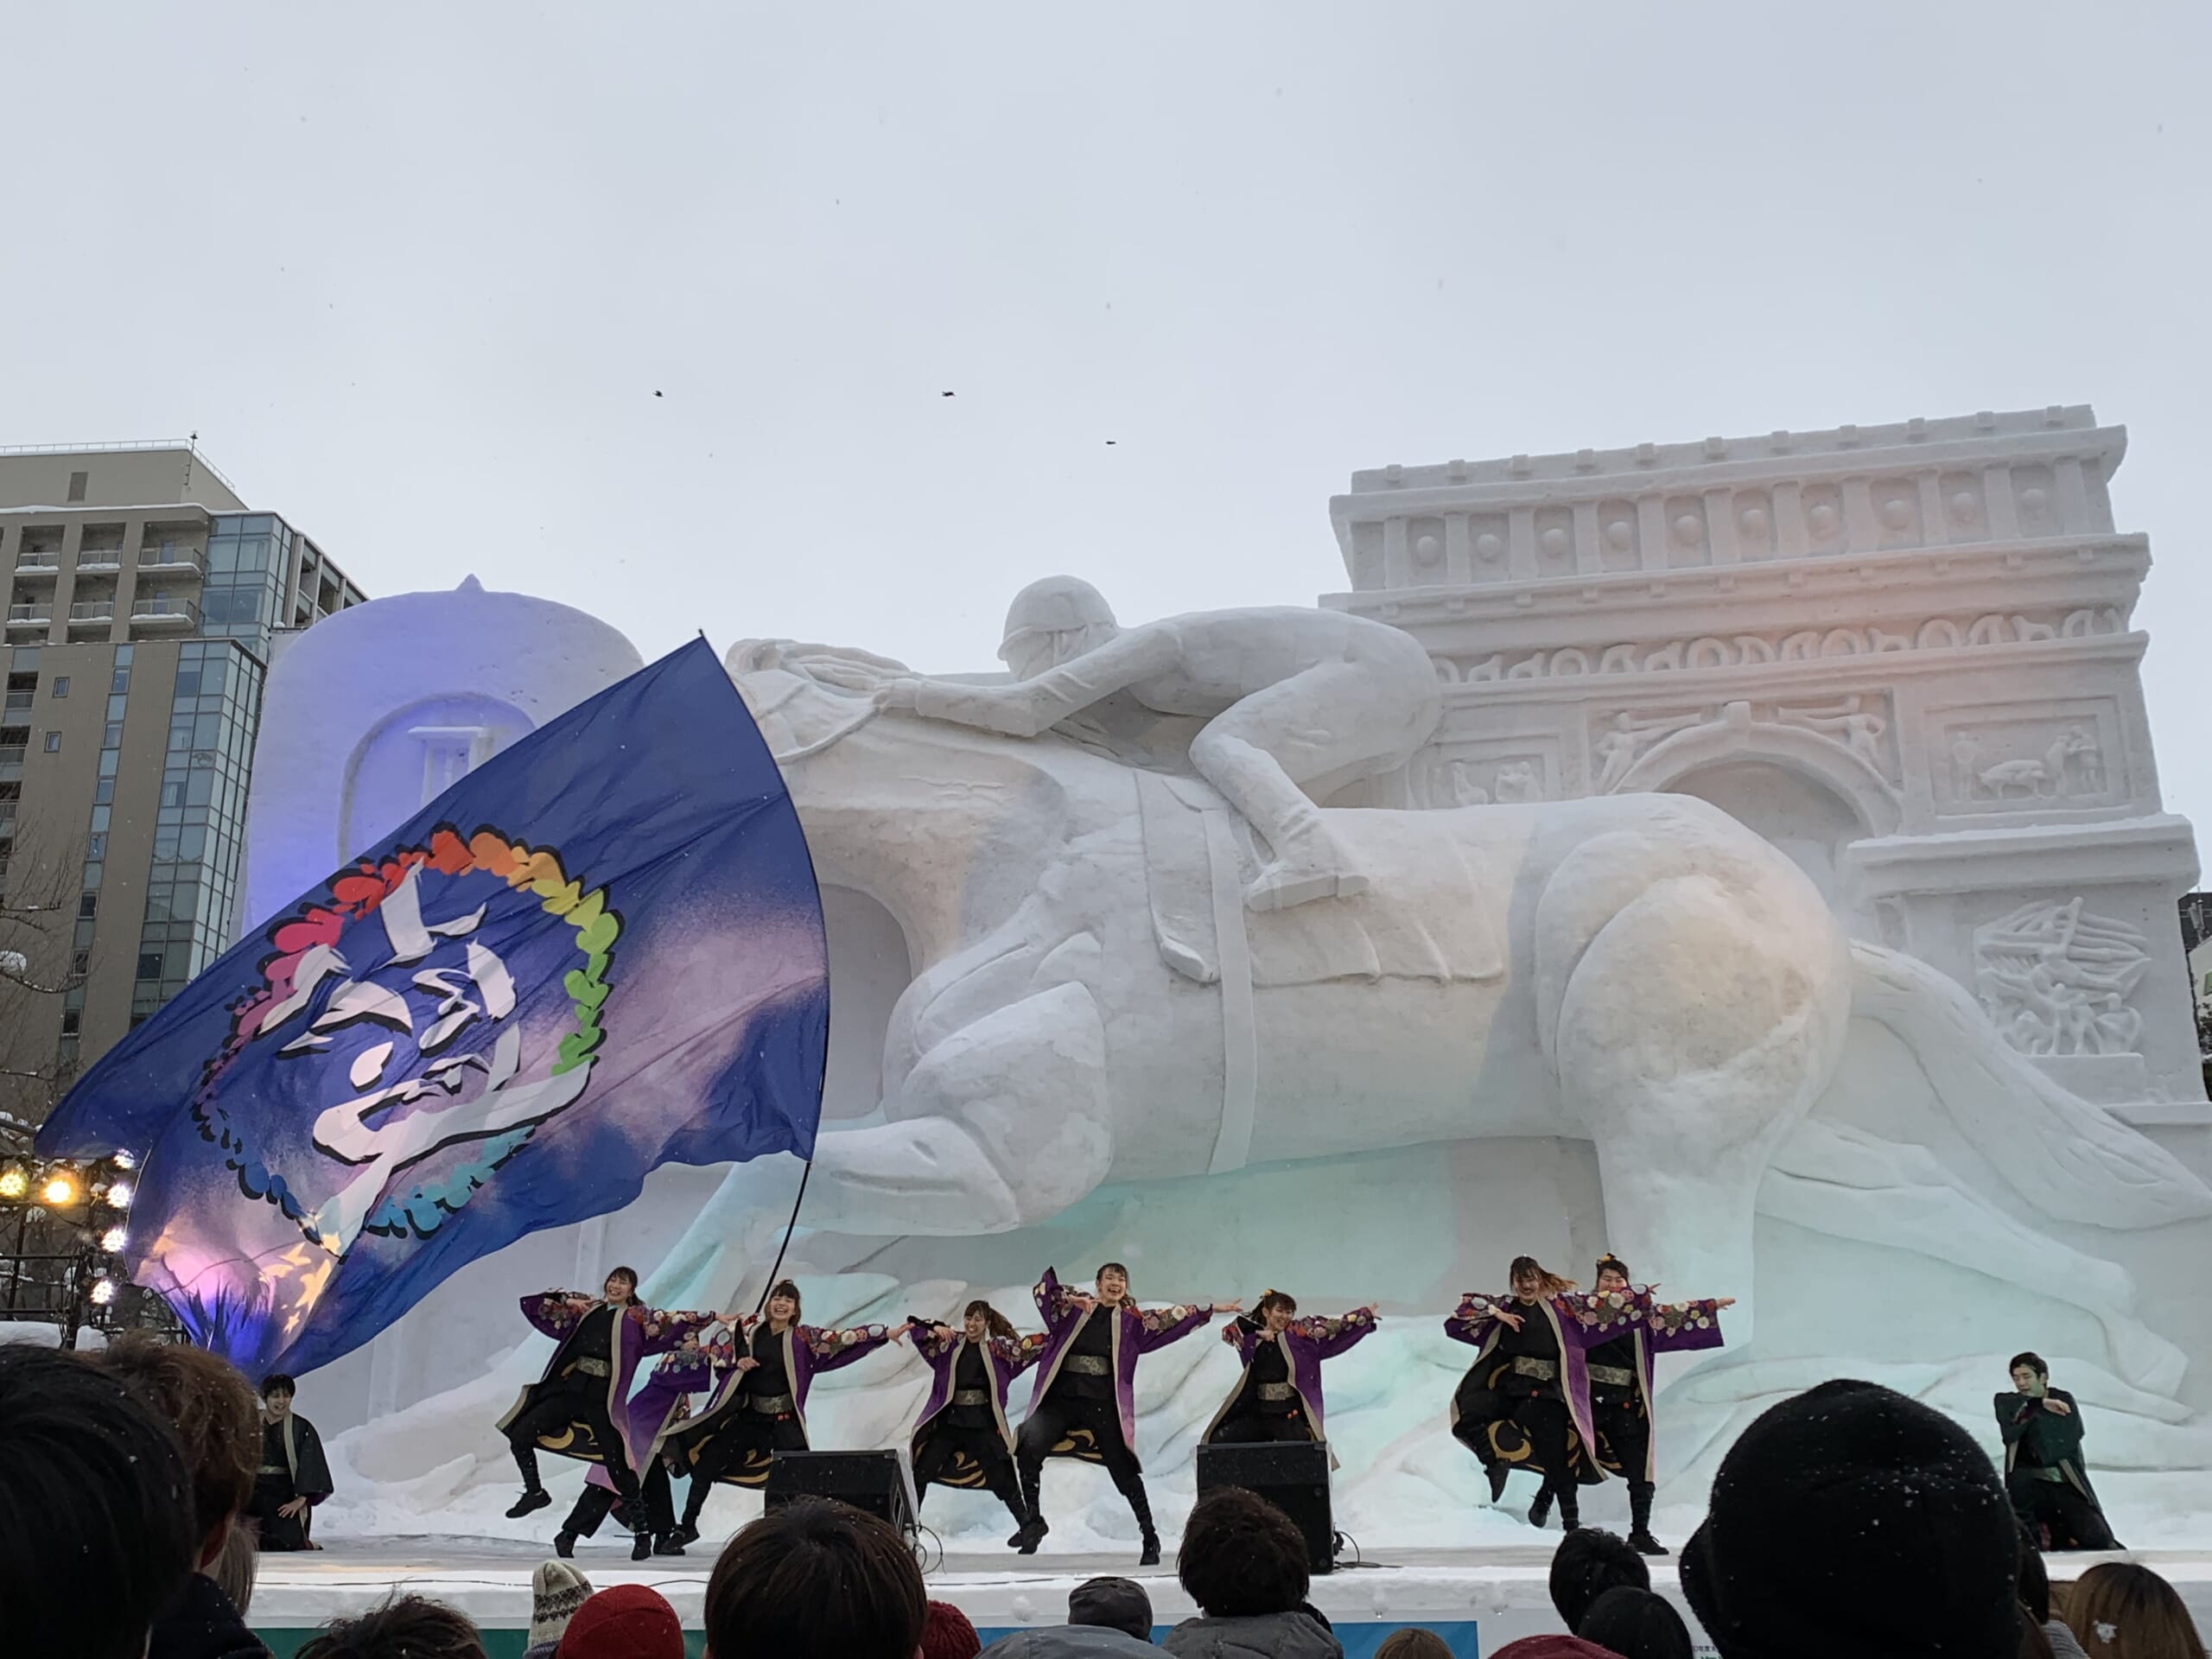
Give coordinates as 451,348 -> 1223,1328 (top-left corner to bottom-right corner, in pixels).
495,1266 -> 714,1561
1446,1255 -> 1608,1533
1015,1262 -> 1238,1565
1999,1351 -> 2118,1550
1580,1253 -> 1732,1555
658,1279 -> 899,1548
1200,1291 -> 1376,1449
554,1333 -> 718,1560
906,1300 -> 1044,1538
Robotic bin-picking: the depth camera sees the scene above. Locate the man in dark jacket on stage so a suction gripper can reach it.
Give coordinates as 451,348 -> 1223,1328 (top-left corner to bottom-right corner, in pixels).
250,1374 -> 334,1551
1999,1351 -> 2117,1550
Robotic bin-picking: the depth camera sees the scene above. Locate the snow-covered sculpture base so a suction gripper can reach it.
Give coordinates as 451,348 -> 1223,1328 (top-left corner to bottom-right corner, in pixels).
243,558 -> 2212,1551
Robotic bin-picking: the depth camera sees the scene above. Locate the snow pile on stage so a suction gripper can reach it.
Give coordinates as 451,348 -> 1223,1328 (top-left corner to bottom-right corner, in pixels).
239,413 -> 2212,1550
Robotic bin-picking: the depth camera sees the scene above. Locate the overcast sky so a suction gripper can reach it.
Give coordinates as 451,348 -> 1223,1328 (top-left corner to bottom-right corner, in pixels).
3,4 -> 2207,848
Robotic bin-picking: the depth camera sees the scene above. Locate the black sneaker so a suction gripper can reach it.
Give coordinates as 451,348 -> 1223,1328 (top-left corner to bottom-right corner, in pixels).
1527,1489 -> 1554,1529
671,1522 -> 701,1550
553,1530 -> 577,1560
505,1488 -> 552,1520
1018,1518 -> 1046,1556
1628,1529 -> 1669,1556
653,1533 -> 686,1557
631,1529 -> 653,1562
1138,1534 -> 1161,1567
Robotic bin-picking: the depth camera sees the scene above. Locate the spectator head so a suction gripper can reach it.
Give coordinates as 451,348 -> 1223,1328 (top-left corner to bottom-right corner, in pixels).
703,1497 -> 926,1659
2018,1538 -> 2052,1626
1548,1528 -> 1652,1628
1177,1487 -> 1310,1618
1681,1379 -> 2021,1659
602,1267 -> 639,1306
528,1560 -> 595,1656
1069,1575 -> 1153,1640
1375,1631 -> 1456,1659
97,1332 -> 259,1566
2066,1562 -> 2201,1659
1488,1641 -> 1625,1659
212,1518 -> 260,1617
556,1584 -> 683,1659
1577,1586 -> 1693,1659
2012,1352 -> 2050,1395
296,1594 -> 490,1659
921,1600 -> 981,1659
0,1345 -> 196,1659
2022,1624 -> 2057,1659
261,1371 -> 297,1417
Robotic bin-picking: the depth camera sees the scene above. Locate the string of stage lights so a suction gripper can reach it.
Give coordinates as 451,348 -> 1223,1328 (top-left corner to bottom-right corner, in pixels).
0,1147 -> 137,1313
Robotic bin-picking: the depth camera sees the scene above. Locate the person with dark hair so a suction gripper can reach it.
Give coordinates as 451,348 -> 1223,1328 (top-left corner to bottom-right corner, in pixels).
702,1496 -> 928,1659
95,1333 -> 270,1659
1681,1378 -> 2022,1659
1371,1633 -> 1453,1659
2063,1561 -> 2202,1659
294,1593 -> 489,1659
907,1300 -> 1044,1537
1017,1262 -> 1238,1564
661,1280 -> 898,1546
1578,1253 -> 1732,1555
1548,1527 -> 1652,1630
1200,1290 -> 1376,1450
0,1345 -> 199,1659
1163,1487 -> 1339,1657
495,1267 -> 717,1563
2019,1543 -> 2092,1659
250,1371 -> 334,1551
1577,1586 -> 1693,1659
1070,1576 -> 1154,1641
2000,1352 -> 2119,1551
556,1334 -> 716,1559
1446,1256 -> 1614,1533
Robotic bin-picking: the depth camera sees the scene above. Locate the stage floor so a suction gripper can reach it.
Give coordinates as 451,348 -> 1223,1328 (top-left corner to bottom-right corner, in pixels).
251,1535 -> 2207,1652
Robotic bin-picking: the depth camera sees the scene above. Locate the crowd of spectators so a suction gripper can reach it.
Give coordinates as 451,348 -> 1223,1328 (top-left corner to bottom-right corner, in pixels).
2,1339 -> 2202,1659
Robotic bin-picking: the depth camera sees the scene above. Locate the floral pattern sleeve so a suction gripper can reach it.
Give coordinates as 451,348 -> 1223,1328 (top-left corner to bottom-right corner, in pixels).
1643,1295 -> 1726,1354
804,1322 -> 894,1375
1444,1294 -> 1503,1348
1303,1306 -> 1377,1360
1034,1268 -> 1079,1328
1134,1301 -> 1210,1354
639,1305 -> 715,1354
996,1332 -> 1046,1378
519,1291 -> 586,1340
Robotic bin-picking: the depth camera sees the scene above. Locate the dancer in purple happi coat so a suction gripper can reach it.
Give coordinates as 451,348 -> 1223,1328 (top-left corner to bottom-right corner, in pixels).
495,1266 -> 715,1560
1014,1262 -> 1239,1565
1200,1290 -> 1376,1454
552,1335 -> 716,1560
905,1300 -> 1044,1538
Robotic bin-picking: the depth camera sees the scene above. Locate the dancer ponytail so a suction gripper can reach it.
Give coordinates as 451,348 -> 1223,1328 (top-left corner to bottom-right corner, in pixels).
965,1300 -> 1017,1343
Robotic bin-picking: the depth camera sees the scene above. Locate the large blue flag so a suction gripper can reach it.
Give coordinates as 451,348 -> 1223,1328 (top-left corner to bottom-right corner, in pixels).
38,639 -> 827,1378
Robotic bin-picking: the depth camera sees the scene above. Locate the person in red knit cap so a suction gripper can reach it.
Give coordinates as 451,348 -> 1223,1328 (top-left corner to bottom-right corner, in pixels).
924,1600 -> 982,1659
555,1585 -> 683,1659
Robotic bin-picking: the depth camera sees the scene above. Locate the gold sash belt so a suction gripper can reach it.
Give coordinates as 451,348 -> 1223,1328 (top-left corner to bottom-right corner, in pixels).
1588,1364 -> 1636,1388
570,1357 -> 612,1379
1257,1382 -> 1298,1403
950,1388 -> 992,1407
747,1392 -> 796,1415
1064,1354 -> 1112,1376
1511,1357 -> 1558,1382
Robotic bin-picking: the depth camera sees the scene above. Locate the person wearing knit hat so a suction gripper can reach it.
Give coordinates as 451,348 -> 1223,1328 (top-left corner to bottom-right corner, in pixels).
556,1584 -> 683,1659
925,1599 -> 983,1659
524,1560 -> 594,1659
1070,1576 -> 1154,1641
1680,1378 -> 2023,1659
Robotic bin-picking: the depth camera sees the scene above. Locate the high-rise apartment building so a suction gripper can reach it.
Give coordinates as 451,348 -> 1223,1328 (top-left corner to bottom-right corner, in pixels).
0,442 -> 365,1081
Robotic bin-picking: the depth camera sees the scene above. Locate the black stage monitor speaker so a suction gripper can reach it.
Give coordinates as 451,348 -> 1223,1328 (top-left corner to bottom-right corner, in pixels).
765,1450 -> 917,1536
1195,1440 -> 1333,1574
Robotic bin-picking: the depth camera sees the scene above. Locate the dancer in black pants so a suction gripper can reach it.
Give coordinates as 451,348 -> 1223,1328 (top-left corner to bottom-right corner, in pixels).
906,1300 -> 1042,1536
1014,1263 -> 1236,1565
1999,1351 -> 2119,1550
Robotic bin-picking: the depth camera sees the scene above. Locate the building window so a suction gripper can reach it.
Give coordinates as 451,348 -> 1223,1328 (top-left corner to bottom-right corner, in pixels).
136,952 -> 162,982
78,893 -> 98,918
51,676 -> 68,698
67,472 -> 87,503
41,731 -> 60,753
60,1009 -> 80,1036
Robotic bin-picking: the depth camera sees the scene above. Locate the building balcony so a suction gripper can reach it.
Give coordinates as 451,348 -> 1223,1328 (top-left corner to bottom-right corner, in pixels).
12,552 -> 61,576
137,547 -> 206,575
130,597 -> 200,628
4,604 -> 52,629
74,551 -> 124,573
67,601 -> 116,627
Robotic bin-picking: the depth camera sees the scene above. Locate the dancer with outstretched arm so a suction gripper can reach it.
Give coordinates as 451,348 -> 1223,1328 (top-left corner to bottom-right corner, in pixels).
554,1335 -> 717,1560
495,1266 -> 715,1561
906,1300 -> 1044,1539
1015,1262 -> 1239,1564
1200,1290 -> 1376,1449
1580,1252 -> 1732,1555
657,1279 -> 899,1547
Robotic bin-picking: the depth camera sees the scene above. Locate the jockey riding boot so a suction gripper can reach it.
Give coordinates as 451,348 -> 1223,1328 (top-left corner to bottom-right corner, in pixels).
1554,1479 -> 1581,1534
1486,1463 -> 1510,1504
1628,1481 -> 1667,1555
1527,1484 -> 1554,1529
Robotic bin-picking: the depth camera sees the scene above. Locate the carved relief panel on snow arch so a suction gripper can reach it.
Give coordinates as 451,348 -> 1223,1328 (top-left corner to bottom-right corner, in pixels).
1973,898 -> 2152,1059
1931,701 -> 2125,814
1586,692 -> 1903,795
1416,748 -> 1556,808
